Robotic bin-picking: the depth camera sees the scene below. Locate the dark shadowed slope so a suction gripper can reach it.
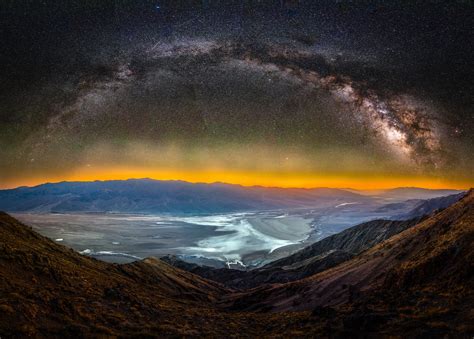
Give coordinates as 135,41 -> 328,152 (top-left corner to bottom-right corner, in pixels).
0,212 -> 232,337
228,189 -> 474,336
264,217 -> 428,269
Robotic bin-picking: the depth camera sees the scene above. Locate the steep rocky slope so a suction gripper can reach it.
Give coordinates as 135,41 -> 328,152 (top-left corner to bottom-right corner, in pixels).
0,212 -> 233,336
227,190 -> 474,337
265,216 -> 427,268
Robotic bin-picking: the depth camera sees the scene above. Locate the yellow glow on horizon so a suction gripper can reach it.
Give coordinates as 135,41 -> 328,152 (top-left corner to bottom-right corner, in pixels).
1,166 -> 472,190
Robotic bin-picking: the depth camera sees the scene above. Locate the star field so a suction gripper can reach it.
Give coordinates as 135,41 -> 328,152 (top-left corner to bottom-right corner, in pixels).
0,1 -> 473,189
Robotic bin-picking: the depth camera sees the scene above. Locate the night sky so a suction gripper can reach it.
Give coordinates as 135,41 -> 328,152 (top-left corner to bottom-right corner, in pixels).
1,1 -> 473,189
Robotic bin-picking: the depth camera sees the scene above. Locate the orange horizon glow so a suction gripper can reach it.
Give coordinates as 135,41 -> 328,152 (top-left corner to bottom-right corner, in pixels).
1,166 -> 472,191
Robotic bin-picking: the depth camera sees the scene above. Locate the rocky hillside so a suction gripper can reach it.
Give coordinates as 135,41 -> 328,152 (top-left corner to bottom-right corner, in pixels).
226,190 -> 474,335
0,212 -> 236,336
265,216 -> 427,268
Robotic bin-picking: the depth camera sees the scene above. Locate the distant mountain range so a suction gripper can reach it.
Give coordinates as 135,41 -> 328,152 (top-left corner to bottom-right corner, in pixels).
393,192 -> 466,219
0,189 -> 472,336
0,179 -> 463,214
0,179 -> 366,213
374,192 -> 466,219
357,187 -> 464,200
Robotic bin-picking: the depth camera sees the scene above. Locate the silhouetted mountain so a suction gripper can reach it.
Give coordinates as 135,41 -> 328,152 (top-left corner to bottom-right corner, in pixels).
0,179 -> 368,214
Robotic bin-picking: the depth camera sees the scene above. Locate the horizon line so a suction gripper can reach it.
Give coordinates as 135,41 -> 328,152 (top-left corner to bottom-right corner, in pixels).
0,177 -> 469,192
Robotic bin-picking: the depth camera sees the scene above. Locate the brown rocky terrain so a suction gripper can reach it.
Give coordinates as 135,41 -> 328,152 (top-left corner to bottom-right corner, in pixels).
0,212 -> 342,337
0,211 -> 233,336
226,190 -> 474,335
1,190 -> 473,337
